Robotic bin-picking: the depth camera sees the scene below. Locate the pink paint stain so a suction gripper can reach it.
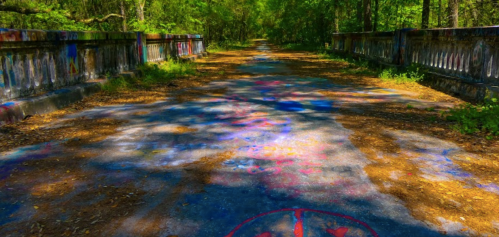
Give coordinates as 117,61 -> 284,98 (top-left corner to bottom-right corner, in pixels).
317,154 -> 328,160
326,227 -> 349,237
299,168 -> 322,175
255,81 -> 284,86
276,160 -> 294,166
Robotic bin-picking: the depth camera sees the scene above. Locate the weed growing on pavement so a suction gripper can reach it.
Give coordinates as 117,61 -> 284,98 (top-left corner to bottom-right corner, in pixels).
444,98 -> 499,138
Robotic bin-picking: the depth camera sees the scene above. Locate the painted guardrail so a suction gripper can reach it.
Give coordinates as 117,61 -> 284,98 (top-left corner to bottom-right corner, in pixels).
0,29 -> 205,102
331,27 -> 499,99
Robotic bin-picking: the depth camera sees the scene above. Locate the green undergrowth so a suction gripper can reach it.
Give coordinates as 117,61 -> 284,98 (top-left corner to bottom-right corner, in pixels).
319,52 -> 426,83
281,43 -> 323,51
378,64 -> 426,84
102,60 -> 196,92
443,98 -> 499,139
206,40 -> 252,53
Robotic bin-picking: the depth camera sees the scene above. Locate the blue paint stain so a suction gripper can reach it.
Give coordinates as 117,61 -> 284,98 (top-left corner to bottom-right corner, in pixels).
276,101 -> 304,112
259,88 -> 274,93
477,183 -> 499,195
0,151 -> 51,180
1,102 -> 15,107
67,44 -> 78,74
282,124 -> 292,134
263,97 -> 276,101
7,54 -> 16,87
0,202 -> 20,225
310,100 -> 336,112
0,70 -> 4,88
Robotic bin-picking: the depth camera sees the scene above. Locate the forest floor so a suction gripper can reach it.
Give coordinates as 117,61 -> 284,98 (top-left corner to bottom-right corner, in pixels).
0,41 -> 498,236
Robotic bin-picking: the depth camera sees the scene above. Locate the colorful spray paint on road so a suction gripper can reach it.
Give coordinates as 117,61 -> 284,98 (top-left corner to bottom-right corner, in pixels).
1,41 -> 490,236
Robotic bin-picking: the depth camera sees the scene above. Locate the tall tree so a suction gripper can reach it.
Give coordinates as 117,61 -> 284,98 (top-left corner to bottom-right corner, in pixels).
437,0 -> 442,27
448,0 -> 459,27
357,0 -> 363,31
364,0 -> 372,31
333,0 -> 339,33
121,1 -> 127,32
373,0 -> 379,31
136,0 -> 145,22
421,0 -> 430,29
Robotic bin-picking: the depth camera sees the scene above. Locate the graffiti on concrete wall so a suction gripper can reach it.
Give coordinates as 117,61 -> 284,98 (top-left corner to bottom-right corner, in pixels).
67,44 -> 78,77
331,26 -> 499,85
0,56 -> 4,92
0,29 -> 205,102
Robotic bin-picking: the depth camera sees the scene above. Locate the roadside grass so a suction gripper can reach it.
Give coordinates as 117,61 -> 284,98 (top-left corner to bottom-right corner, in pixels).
281,43 -> 323,51
443,98 -> 499,139
206,40 -> 252,53
318,51 -> 426,83
318,51 -> 499,139
102,60 -> 197,92
378,65 -> 426,84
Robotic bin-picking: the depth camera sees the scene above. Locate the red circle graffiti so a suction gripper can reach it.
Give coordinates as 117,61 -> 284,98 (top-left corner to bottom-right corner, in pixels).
225,208 -> 379,237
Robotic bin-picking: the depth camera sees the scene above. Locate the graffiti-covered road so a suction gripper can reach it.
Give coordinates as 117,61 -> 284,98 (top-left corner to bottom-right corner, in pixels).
1,42 -> 496,237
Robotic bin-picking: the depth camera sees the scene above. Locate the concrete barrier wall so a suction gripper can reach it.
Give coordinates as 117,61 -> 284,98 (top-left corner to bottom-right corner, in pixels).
405,28 -> 499,84
145,34 -> 205,63
0,29 -> 205,103
331,26 -> 499,100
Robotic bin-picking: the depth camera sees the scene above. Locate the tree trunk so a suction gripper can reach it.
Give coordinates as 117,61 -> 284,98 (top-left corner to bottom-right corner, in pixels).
422,0 -> 430,29
463,1 -> 468,27
373,0 -> 379,31
136,0 -> 145,22
448,0 -> 459,28
438,0 -> 442,27
333,0 -> 339,33
364,0 -> 372,31
121,1 -> 127,32
471,1 -> 479,26
357,0 -> 363,31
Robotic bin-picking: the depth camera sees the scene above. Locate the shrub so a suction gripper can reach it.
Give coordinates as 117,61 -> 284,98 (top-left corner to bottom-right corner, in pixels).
138,60 -> 196,85
206,41 -> 252,53
379,65 -> 425,84
444,98 -> 499,138
102,60 -> 196,92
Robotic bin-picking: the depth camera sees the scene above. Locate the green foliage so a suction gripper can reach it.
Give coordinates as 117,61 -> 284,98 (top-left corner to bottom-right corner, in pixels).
444,98 -> 499,137
379,65 -> 425,84
1,0 -> 497,45
318,52 -> 378,76
281,43 -> 322,52
139,60 -> 196,85
102,76 -> 136,92
206,40 -> 252,53
102,60 -> 196,92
